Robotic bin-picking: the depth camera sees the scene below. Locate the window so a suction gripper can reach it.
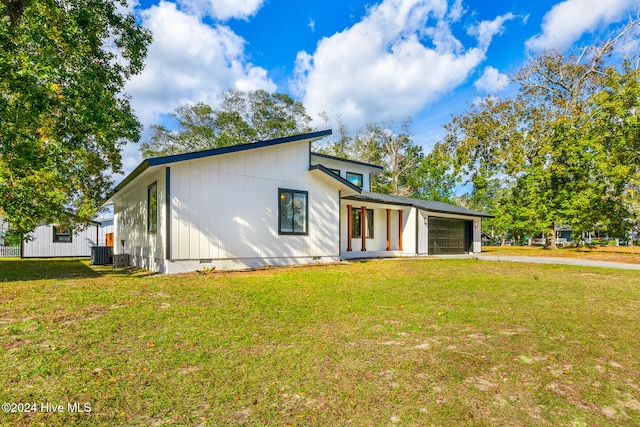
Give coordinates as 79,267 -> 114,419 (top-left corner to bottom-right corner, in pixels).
148,181 -> 158,233
53,226 -> 72,243
279,189 -> 308,235
346,172 -> 363,188
351,209 -> 374,238
329,168 -> 340,176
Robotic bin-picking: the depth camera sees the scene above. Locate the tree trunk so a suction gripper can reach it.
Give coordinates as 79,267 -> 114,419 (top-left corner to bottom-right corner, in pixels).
544,225 -> 557,250
528,236 -> 533,246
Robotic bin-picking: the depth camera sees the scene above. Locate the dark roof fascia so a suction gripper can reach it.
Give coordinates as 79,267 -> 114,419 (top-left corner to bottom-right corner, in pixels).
309,164 -> 363,193
417,206 -> 495,219
149,130 -> 332,167
310,152 -> 384,171
342,194 -> 413,207
109,159 -> 150,198
343,192 -> 494,218
107,130 -> 333,200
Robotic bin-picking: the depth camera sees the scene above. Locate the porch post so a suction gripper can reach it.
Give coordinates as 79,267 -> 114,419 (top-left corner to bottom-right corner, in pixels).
386,209 -> 391,251
398,210 -> 403,251
347,205 -> 352,252
361,206 -> 367,252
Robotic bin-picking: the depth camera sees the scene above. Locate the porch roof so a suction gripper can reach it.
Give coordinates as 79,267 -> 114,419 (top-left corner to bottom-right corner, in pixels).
344,191 -> 495,218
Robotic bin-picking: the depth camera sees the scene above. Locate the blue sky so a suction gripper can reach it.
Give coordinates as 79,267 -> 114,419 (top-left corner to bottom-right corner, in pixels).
120,0 -> 639,175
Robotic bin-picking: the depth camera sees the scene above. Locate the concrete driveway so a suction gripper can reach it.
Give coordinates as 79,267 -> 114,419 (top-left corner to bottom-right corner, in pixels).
475,254 -> 640,271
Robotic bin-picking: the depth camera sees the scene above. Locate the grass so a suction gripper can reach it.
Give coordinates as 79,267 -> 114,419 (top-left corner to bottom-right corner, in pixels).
1,258 -> 639,426
482,244 -> 640,264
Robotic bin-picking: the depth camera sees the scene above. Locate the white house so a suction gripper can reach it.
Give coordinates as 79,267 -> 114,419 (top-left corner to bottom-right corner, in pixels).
96,217 -> 114,246
0,216 -> 9,246
22,222 -> 100,258
104,130 -> 492,273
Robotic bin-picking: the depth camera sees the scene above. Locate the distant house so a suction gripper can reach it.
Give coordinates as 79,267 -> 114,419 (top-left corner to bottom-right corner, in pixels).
19,218 -> 114,258
22,222 -> 100,258
104,130 -> 493,274
0,216 -> 9,246
96,217 -> 114,247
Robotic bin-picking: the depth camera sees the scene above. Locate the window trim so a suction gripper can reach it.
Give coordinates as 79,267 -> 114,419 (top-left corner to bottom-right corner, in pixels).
328,168 -> 340,176
346,172 -> 364,188
148,181 -> 158,234
53,226 -> 72,243
351,209 -> 374,239
278,188 -> 309,236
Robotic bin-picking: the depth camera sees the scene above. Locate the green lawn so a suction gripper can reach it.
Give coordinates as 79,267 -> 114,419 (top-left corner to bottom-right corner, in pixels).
1,258 -> 639,426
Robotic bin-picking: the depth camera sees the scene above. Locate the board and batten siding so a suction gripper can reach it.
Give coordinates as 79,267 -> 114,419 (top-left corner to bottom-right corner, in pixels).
112,168 -> 166,272
22,224 -> 98,258
167,140 -> 340,271
97,220 -> 114,246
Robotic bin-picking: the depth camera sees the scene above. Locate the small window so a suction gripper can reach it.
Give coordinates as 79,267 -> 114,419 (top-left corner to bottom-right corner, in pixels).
53,226 -> 72,243
148,181 -> 158,233
346,172 -> 363,188
329,168 -> 340,176
351,209 -> 374,239
279,189 -> 308,235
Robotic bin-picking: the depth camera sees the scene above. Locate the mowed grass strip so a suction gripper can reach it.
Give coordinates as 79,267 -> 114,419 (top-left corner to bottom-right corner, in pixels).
1,259 -> 639,426
482,244 -> 640,264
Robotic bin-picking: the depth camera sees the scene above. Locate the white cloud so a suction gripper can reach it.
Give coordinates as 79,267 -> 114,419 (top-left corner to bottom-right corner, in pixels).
291,0 -> 514,129
121,1 -> 275,173
126,2 -> 274,127
448,0 -> 465,22
176,0 -> 264,20
468,12 -> 514,47
525,0 -> 637,51
474,66 -> 509,93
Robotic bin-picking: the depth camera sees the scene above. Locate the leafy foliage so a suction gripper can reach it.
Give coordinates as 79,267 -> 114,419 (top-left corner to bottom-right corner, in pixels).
0,0 -> 151,234
140,90 -> 312,158
318,117 -> 428,197
437,21 -> 640,247
413,143 -> 457,203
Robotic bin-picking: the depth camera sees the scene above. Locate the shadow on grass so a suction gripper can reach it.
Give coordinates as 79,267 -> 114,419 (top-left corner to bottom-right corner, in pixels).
0,258 -> 148,282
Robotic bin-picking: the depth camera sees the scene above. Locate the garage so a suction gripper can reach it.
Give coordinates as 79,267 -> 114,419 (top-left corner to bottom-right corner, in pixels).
428,217 -> 473,254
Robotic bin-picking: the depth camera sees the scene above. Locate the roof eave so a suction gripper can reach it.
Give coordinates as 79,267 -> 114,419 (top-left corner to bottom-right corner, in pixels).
309,164 -> 363,195
310,152 -> 384,173
104,130 -> 333,205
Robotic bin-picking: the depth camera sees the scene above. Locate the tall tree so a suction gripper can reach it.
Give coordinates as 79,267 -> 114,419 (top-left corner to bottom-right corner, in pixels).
414,142 -> 457,203
0,0 -> 151,234
439,20 -> 640,248
140,90 -> 312,158
322,118 -> 424,197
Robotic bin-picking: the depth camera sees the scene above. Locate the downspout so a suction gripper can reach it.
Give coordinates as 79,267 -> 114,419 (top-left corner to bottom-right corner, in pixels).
338,190 -> 341,258
415,208 -> 419,255
165,167 -> 171,261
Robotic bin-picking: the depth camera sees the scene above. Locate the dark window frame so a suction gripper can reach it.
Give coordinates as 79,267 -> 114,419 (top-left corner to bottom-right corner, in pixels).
351,209 -> 374,239
148,181 -> 158,233
346,172 -> 364,188
278,188 -> 309,236
53,226 -> 72,243
329,168 -> 340,176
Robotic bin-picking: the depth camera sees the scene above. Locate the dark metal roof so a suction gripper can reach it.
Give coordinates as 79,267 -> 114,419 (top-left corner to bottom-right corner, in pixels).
310,152 -> 384,171
344,191 -> 494,218
108,130 -> 332,199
